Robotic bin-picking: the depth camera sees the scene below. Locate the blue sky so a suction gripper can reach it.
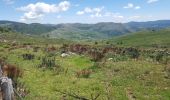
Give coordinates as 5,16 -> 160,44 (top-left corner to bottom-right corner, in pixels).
0,0 -> 170,24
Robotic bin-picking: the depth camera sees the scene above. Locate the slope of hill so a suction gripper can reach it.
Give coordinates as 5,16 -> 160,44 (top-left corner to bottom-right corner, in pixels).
0,27 -> 71,45
46,22 -> 130,40
111,28 -> 170,47
0,21 -> 56,35
126,20 -> 170,31
1,20 -> 170,40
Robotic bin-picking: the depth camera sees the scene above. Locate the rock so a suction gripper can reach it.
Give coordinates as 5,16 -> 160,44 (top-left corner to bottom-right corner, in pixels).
68,52 -> 76,55
61,53 -> 69,58
108,58 -> 113,61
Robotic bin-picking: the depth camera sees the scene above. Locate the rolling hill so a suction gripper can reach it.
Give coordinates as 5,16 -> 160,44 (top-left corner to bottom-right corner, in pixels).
111,28 -> 170,47
0,21 -> 56,35
0,27 -> 71,45
1,20 -> 170,40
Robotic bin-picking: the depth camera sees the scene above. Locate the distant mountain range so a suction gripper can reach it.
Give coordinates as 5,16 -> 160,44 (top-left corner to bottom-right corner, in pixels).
0,20 -> 170,40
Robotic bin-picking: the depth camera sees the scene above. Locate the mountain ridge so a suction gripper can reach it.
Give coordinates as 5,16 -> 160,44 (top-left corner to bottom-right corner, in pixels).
1,20 -> 170,40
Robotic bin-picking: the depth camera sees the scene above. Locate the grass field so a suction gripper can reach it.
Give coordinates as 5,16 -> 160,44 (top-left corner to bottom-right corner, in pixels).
0,28 -> 170,100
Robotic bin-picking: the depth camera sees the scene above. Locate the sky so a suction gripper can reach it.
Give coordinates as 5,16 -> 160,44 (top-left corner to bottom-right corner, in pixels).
0,0 -> 170,24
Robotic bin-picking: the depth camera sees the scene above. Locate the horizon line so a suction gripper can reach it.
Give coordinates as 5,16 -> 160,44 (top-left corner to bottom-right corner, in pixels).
0,19 -> 170,25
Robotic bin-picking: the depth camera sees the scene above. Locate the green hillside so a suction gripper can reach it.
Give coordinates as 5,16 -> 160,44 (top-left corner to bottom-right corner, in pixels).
0,26 -> 170,100
111,29 -> 170,47
0,21 -> 56,35
46,26 -> 106,40
1,20 -> 170,40
0,27 -> 71,45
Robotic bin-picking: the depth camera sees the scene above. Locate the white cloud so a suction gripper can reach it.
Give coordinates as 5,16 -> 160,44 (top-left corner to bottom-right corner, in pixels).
17,1 -> 70,22
147,0 -> 159,3
84,7 -> 93,13
129,15 -> 141,19
129,15 -> 153,21
76,7 -> 124,21
135,6 -> 141,10
116,15 -> 124,19
76,11 -> 84,15
124,3 -> 134,8
90,13 -> 102,18
124,3 -> 141,10
76,7 -> 104,18
104,12 -> 124,19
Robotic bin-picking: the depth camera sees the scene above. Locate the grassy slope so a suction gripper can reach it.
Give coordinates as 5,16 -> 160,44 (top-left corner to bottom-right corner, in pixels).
110,29 -> 170,47
0,28 -> 170,99
0,45 -> 169,100
47,28 -> 105,40
0,30 -> 72,45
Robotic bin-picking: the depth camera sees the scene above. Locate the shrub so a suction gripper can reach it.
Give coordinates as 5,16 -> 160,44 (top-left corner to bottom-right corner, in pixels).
149,51 -> 168,63
76,69 -> 92,78
164,65 -> 170,79
125,48 -> 140,59
38,56 -> 56,69
2,64 -> 22,80
88,49 -> 104,62
0,27 -> 11,33
2,64 -> 23,90
60,44 -> 69,53
89,62 -> 100,71
22,53 -> 35,60
69,44 -> 88,54
106,41 -> 110,44
33,47 -> 40,52
105,52 -> 129,62
46,46 -> 57,52
155,52 -> 164,62
94,41 -> 98,45
15,82 -> 30,98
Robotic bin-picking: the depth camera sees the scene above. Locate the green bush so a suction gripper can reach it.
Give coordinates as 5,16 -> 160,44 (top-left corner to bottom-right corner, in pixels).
126,48 -> 140,59
22,53 -> 35,60
38,55 -> 56,69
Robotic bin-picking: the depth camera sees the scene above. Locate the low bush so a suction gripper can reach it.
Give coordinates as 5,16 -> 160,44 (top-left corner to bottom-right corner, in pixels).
88,49 -> 104,62
38,56 -> 56,69
2,64 -> 23,81
22,53 -> 35,60
33,47 -> 40,52
125,48 -> 140,59
76,69 -> 92,78
164,65 -> 170,79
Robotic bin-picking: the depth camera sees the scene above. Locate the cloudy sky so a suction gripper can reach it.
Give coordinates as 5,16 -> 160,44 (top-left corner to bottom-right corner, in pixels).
0,0 -> 169,24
